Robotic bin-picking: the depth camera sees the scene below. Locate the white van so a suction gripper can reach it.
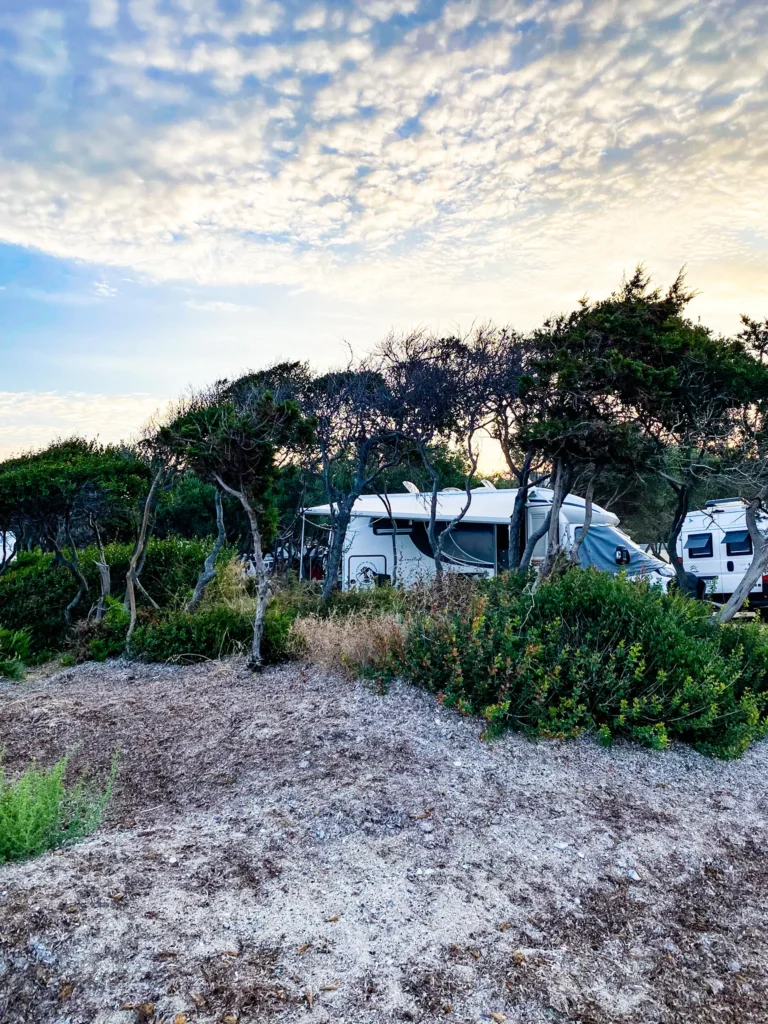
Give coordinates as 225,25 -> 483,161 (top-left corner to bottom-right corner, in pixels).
678,498 -> 767,607
304,483 -> 673,591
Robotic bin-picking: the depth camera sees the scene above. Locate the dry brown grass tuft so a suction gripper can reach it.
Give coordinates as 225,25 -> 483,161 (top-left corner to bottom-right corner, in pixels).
291,612 -> 406,677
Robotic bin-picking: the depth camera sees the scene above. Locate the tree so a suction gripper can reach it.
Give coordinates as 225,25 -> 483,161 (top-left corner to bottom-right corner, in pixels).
303,364 -> 401,601
516,269 -> 768,589
0,440 -> 149,622
376,331 -> 495,579
157,379 -> 313,669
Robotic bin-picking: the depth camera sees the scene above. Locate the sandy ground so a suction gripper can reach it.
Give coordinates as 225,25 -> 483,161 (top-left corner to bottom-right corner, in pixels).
1,660 -> 767,1024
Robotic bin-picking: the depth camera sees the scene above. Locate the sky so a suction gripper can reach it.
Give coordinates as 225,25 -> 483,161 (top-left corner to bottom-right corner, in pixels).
1,0 -> 767,459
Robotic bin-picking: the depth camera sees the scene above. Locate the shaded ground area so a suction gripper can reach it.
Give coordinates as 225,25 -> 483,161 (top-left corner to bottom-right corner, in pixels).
1,660 -> 767,1023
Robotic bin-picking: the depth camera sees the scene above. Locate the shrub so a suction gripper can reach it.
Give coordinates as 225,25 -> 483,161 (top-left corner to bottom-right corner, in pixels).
291,611 -> 406,679
0,625 -> 30,680
129,604 -> 294,664
0,538 -> 225,656
67,598 -> 130,663
0,751 -> 118,863
401,569 -> 768,759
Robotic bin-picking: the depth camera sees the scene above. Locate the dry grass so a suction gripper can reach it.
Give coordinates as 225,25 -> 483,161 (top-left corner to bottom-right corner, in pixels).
291,612 -> 406,676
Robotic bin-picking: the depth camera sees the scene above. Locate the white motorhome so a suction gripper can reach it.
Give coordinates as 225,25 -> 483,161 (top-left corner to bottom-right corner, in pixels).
679,497 -> 767,607
304,483 -> 672,590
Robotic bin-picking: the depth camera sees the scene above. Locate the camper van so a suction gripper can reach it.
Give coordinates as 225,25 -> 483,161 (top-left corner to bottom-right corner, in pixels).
679,497 -> 767,608
303,483 -> 672,590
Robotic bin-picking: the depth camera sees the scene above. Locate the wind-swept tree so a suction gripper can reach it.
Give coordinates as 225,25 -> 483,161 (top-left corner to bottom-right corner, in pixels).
0,440 -> 149,622
303,364 -> 402,602
157,377 -> 313,669
376,330 -> 496,579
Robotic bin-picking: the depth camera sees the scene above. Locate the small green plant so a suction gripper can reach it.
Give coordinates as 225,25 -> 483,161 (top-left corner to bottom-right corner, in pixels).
0,750 -> 118,863
0,625 -> 30,680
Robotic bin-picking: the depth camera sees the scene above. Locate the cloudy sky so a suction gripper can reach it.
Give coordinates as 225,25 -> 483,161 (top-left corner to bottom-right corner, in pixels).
1,0 -> 767,457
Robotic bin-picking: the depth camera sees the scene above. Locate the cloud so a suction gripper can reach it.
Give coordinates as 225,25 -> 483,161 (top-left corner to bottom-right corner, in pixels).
0,392 -> 168,459
0,0 -> 766,334
89,0 -> 119,30
294,6 -> 327,31
185,299 -> 260,313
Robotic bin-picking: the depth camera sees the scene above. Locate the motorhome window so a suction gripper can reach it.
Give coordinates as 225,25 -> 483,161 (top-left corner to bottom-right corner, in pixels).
684,533 -> 713,558
724,529 -> 752,556
409,521 -> 494,567
371,518 -> 413,535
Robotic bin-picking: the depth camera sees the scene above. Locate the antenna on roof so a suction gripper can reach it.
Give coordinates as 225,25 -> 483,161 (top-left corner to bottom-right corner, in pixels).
480,480 -> 497,490
403,481 -> 419,494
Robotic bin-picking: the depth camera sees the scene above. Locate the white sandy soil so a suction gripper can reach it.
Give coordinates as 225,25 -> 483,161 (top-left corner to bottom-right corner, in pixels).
1,660 -> 767,1023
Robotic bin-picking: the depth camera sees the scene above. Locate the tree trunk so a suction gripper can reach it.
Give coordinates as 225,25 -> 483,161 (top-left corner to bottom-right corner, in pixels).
717,492 -> 768,623
322,502 -> 352,603
508,450 -> 533,572
126,467 -> 164,647
535,458 -> 573,584
569,466 -> 596,565
49,521 -> 90,626
90,516 -> 110,623
664,480 -> 696,595
0,532 -> 18,577
215,475 -> 270,670
187,488 -> 226,613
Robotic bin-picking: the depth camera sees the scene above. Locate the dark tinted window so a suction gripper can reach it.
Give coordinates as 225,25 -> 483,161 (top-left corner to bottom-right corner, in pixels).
410,521 -> 495,567
724,530 -> 752,557
684,533 -> 713,558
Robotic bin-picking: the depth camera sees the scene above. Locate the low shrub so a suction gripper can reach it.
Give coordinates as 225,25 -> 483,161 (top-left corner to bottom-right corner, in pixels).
0,538 -> 227,656
291,611 -> 406,679
67,598 -> 130,663
0,751 -> 118,863
129,604 -> 294,664
0,625 -> 31,680
401,568 -> 768,759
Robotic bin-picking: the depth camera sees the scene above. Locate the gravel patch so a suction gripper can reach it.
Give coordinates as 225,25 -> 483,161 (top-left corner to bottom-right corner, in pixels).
1,659 -> 767,1023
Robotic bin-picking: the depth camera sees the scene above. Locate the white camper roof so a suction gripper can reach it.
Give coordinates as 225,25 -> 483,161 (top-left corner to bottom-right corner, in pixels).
304,486 -> 619,526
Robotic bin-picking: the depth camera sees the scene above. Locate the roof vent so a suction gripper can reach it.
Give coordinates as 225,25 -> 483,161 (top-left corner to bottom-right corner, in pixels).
480,479 -> 497,490
403,481 -> 420,494
442,487 -> 463,493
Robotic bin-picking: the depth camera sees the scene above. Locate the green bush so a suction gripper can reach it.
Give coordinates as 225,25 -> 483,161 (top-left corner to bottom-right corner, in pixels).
68,598 -> 131,663
0,625 -> 30,680
0,751 -> 117,863
401,569 -> 768,759
129,604 -> 294,664
0,538 -> 224,656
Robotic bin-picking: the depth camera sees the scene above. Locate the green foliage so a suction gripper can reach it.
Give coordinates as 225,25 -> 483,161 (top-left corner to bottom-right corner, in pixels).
0,625 -> 30,680
401,569 -> 768,759
0,751 -> 118,863
0,538 -> 220,655
0,438 -> 150,541
129,604 -> 294,664
68,598 -> 131,663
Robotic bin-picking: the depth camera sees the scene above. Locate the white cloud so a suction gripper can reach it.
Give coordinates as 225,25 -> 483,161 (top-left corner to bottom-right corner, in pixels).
0,392 -> 168,459
294,6 -> 327,31
0,0 -> 766,337
185,299 -> 260,312
89,0 -> 119,30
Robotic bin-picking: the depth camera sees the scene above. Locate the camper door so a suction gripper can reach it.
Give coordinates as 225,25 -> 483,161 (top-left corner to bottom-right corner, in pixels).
526,505 -> 549,563
681,525 -> 721,595
719,523 -> 761,598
